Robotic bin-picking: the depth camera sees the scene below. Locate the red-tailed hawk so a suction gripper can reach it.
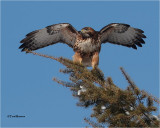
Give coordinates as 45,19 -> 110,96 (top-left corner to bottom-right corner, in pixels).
19,23 -> 146,68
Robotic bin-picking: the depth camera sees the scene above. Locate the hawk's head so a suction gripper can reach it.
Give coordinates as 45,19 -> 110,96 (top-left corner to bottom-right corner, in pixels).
81,27 -> 96,38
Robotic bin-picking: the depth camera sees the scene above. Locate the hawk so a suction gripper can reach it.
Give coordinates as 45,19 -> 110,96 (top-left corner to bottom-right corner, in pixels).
19,23 -> 146,68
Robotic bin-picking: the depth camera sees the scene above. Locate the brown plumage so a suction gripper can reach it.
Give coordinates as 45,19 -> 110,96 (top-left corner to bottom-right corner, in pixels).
19,23 -> 146,68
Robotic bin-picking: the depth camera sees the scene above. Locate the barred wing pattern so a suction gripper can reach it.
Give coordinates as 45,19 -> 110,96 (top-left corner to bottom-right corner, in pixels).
99,23 -> 146,49
19,23 -> 78,51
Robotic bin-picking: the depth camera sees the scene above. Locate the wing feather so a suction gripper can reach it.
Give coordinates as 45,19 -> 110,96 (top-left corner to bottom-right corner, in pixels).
19,23 -> 78,51
99,23 -> 146,49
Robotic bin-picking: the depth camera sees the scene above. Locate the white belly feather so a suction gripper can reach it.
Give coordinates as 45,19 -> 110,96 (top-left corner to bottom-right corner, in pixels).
78,38 -> 99,52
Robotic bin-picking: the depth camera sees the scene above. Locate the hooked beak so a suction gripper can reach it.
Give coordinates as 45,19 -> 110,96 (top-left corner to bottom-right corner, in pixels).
81,29 -> 86,33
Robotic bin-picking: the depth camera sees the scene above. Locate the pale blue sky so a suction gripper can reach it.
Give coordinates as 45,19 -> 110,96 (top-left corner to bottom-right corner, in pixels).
1,1 -> 159,127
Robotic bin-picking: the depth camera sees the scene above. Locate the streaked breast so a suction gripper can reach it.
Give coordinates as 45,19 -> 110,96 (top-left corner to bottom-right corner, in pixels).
78,38 -> 99,52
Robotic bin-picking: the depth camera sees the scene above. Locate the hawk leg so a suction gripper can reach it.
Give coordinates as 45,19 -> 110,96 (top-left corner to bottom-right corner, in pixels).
72,52 -> 82,64
92,52 -> 99,69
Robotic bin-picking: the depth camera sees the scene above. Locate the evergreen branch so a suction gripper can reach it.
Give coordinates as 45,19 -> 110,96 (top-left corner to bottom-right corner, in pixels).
25,50 -> 159,127
52,78 -> 73,87
27,50 -> 106,88
25,50 -> 59,61
120,67 -> 157,125
120,67 -> 136,89
84,118 -> 104,128
143,90 -> 160,104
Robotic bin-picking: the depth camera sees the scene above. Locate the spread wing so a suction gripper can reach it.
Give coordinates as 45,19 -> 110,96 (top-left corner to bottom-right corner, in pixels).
19,23 -> 78,51
99,23 -> 146,49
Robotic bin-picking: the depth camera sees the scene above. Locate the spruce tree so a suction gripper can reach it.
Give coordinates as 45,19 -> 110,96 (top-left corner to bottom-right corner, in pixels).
27,50 -> 160,127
